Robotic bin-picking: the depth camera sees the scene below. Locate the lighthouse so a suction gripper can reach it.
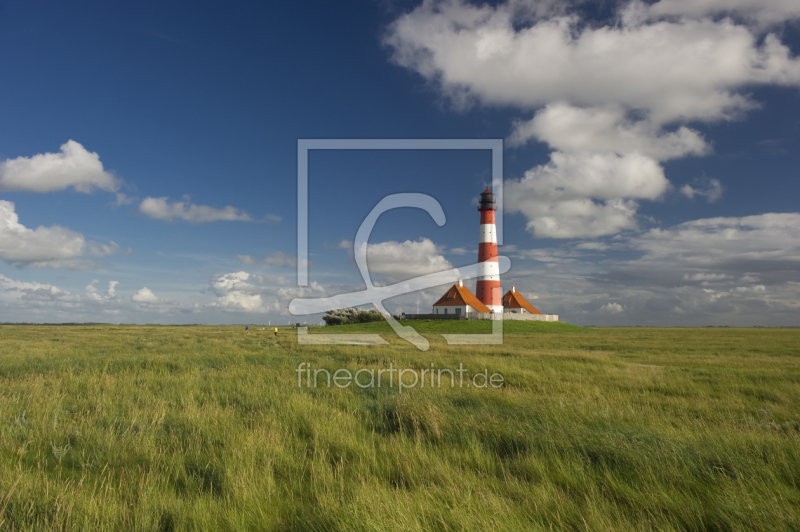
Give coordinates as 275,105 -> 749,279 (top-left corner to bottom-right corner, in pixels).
476,187 -> 502,313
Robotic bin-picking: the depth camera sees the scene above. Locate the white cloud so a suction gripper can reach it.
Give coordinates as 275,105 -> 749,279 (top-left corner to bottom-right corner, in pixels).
272,282 -> 326,314
508,103 -> 710,160
128,286 -> 196,314
491,210 -> 800,326
20,259 -> 102,270
734,284 -> 766,292
209,271 -> 265,312
505,151 -> 668,238
575,242 -> 609,251
0,273 -> 130,320
648,0 -> 800,27
632,212 -> 800,265
208,270 -> 322,314
0,200 -> 120,268
680,178 -> 724,203
86,279 -> 102,301
249,273 -> 290,286
139,197 -> 253,223
114,193 -> 136,206
683,273 -> 728,281
86,279 -> 121,302
386,0 -> 800,239
87,241 -> 122,258
386,1 -> 800,122
132,287 -> 159,303
0,140 -> 120,193
1,200 -> 85,263
0,273 -> 77,304
361,238 -> 454,283
600,302 -> 624,313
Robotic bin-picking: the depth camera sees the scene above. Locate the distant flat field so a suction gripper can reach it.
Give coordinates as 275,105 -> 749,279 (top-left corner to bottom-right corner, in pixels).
0,324 -> 798,531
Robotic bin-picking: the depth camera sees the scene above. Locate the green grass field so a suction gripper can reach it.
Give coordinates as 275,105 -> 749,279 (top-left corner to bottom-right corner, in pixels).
0,322 -> 798,531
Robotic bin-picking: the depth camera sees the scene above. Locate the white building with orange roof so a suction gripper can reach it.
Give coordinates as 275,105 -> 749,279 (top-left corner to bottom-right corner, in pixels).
502,286 -> 542,315
432,278 -> 490,317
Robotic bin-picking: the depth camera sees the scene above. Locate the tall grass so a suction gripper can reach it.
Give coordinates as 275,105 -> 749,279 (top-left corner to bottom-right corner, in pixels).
0,324 -> 798,530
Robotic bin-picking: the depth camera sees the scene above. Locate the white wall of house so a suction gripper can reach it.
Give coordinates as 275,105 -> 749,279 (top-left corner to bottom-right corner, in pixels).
469,312 -> 559,321
433,305 -> 470,316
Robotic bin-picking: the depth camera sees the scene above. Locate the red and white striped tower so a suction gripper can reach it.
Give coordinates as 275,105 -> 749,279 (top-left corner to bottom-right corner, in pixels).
476,187 -> 502,313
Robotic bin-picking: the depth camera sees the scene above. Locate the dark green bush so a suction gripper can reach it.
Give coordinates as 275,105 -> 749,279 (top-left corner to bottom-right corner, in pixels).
322,307 -> 385,326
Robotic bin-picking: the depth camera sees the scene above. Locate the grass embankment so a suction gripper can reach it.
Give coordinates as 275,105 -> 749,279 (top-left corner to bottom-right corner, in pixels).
316,319 -> 585,334
0,324 -> 798,531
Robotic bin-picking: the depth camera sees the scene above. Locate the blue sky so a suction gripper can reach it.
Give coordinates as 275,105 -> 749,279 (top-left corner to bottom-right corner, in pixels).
1,0 -> 799,326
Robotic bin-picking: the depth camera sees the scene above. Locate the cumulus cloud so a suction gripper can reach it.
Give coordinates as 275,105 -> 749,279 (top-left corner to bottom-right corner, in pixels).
492,210 -> 800,326
0,200 -> 120,269
207,271 -> 326,314
139,196 -> 253,223
0,140 -> 120,193
632,213 -> 800,266
734,284 -> 766,292
683,273 -> 728,281
575,242 -> 609,251
0,273 -> 78,305
648,0 -> 800,27
586,212 -> 800,321
86,279 -> 122,302
505,151 -> 668,238
0,273 -> 131,321
680,178 -> 724,203
508,103 -> 710,159
386,0 -> 800,238
386,0 -> 800,121
209,271 -> 265,312
249,273 -> 290,286
600,302 -> 624,313
361,238 -> 454,283
131,287 -> 159,303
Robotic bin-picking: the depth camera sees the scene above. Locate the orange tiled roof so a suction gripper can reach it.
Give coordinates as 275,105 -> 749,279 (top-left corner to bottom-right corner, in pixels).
502,289 -> 542,314
433,284 -> 492,313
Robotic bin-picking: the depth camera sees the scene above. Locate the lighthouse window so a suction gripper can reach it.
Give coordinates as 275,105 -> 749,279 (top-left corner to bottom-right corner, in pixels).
444,308 -> 448,314
455,308 -> 461,316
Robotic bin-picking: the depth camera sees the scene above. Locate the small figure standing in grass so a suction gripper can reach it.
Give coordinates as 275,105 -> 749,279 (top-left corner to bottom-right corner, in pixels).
245,326 -> 249,334
274,327 -> 278,337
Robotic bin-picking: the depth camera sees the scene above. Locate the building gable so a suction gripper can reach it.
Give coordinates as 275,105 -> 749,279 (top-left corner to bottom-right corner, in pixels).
433,284 -> 492,313
502,288 -> 542,314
